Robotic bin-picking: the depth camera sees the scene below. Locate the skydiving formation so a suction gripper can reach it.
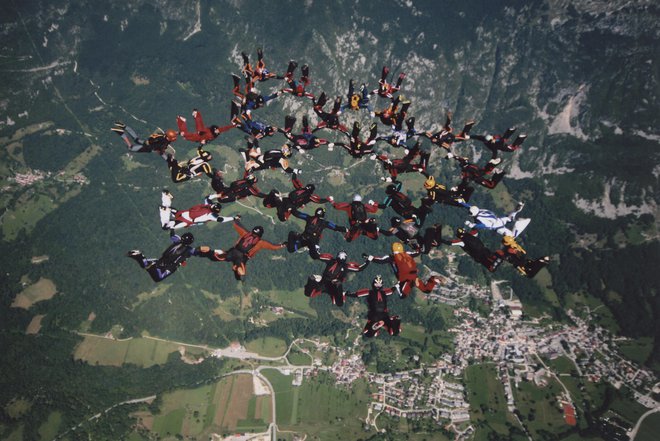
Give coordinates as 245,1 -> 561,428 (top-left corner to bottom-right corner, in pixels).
113,50 -> 550,339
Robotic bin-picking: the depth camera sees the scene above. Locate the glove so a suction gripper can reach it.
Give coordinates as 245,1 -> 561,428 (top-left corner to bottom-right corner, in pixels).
327,196 -> 334,202
293,168 -> 302,174
340,226 -> 348,233
446,152 -> 454,159
368,200 -> 375,205
369,154 -> 377,160
234,215 -> 241,221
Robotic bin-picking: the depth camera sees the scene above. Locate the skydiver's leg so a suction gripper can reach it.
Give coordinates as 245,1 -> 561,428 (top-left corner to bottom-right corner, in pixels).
502,127 -> 516,140
421,224 -> 442,254
126,251 -> 151,269
176,116 -> 188,137
395,72 -> 405,88
286,232 -> 300,253
388,315 -> 401,336
193,109 -> 206,133
362,320 -> 377,338
415,275 -> 440,293
521,257 -> 549,278
304,276 -> 322,298
146,265 -> 173,282
329,283 -> 345,307
512,134 -> 527,147
308,241 -> 321,260
397,279 -> 414,298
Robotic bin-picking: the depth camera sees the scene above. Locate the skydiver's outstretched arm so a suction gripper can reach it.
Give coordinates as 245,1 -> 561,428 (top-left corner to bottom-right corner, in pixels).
366,254 -> 392,264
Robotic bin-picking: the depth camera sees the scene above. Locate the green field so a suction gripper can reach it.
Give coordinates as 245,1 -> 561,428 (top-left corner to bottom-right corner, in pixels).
264,288 -> 317,317
73,335 -> 206,367
616,337 -> 653,366
547,356 -> 579,375
245,336 -> 288,357
263,368 -> 372,440
149,373 -> 267,438
287,347 -> 313,366
465,364 -> 521,441
38,411 -> 62,441
262,369 -> 296,426
636,411 -> 660,441
609,387 -> 649,425
513,378 -> 567,438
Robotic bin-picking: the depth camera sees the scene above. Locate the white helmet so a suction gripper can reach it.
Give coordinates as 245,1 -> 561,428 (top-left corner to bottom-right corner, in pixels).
353,194 -> 362,202
337,251 -> 347,261
469,206 -> 480,217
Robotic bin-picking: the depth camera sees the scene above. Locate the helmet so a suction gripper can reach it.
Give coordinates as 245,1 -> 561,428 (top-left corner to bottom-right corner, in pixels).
502,235 -> 516,246
305,184 -> 315,192
210,125 -> 221,135
353,194 -> 362,202
246,174 -> 256,183
165,129 -> 178,142
390,217 -> 402,227
485,134 -> 493,142
469,206 -> 480,217
386,184 -> 397,194
424,176 -> 435,189
210,203 -> 222,213
256,95 -> 265,105
456,227 -> 466,237
315,207 -> 326,218
337,251 -> 347,261
181,233 -> 194,245
281,144 -> 292,157
200,150 -> 212,161
373,275 -> 383,288
252,226 -> 264,237
391,242 -> 404,254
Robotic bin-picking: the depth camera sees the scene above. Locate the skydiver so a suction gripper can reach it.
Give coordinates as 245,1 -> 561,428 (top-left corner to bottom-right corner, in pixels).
230,102 -> 277,139
341,79 -> 372,112
422,111 -> 475,151
304,251 -> 370,307
463,202 -> 530,238
366,242 -> 443,298
240,140 -> 299,174
374,95 -> 411,128
175,109 -> 234,144
422,175 -> 474,207
371,66 -> 405,100
281,60 -> 315,100
471,127 -> 527,159
111,122 -> 176,159
380,217 -> 443,255
262,172 -> 332,222
373,139 -> 430,180
331,194 -> 381,242
448,228 -> 502,272
346,275 -> 401,338
378,180 -> 431,224
376,115 -> 419,148
312,92 -> 349,135
166,146 -> 214,183
279,115 -> 331,152
196,220 -> 286,281
158,190 -> 237,231
232,74 -> 282,114
126,233 -> 197,282
241,48 -> 282,85
287,208 -> 347,259
210,168 -> 227,194
205,174 -> 266,203
447,153 -> 506,189
334,121 -> 378,158
496,236 -> 549,278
